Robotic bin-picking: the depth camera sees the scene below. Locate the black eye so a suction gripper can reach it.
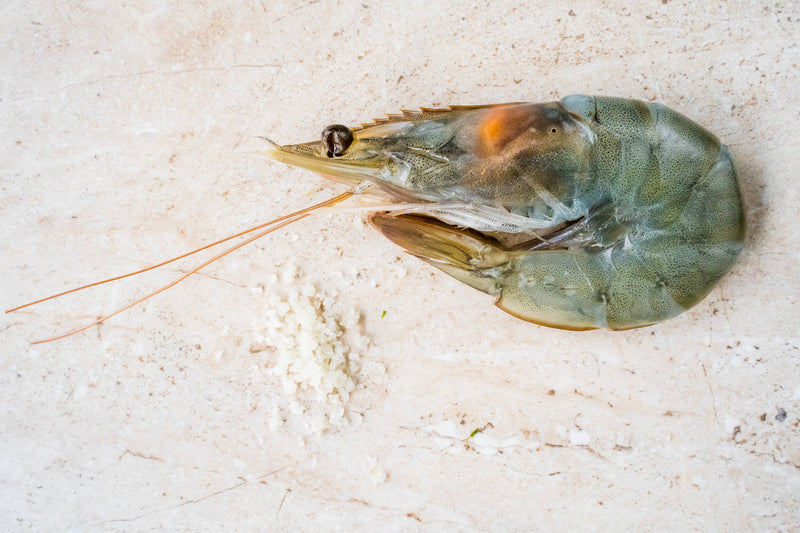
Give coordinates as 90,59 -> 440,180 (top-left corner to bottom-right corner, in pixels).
321,124 -> 354,158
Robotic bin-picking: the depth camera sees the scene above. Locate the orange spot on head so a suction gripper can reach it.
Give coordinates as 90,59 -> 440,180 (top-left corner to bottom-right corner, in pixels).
477,105 -> 539,157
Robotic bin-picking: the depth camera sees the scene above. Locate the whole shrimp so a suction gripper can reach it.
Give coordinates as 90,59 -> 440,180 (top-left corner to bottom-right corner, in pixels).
269,95 -> 745,330
8,95 -> 745,340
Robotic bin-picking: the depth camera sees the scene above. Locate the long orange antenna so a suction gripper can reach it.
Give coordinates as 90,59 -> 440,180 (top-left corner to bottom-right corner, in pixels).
6,192 -> 352,314
15,190 -> 353,344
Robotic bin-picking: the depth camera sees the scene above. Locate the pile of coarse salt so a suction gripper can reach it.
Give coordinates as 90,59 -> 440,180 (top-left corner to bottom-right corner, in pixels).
250,267 -> 367,429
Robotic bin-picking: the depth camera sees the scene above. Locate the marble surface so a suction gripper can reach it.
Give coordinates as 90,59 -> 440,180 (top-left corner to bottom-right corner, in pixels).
2,1 -> 799,530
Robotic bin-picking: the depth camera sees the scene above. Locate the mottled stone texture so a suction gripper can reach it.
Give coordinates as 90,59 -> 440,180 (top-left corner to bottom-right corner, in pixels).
1,1 -> 798,531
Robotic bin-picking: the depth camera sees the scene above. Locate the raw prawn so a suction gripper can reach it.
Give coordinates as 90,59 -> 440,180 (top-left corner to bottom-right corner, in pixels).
269,95 -> 745,330
8,95 -> 745,341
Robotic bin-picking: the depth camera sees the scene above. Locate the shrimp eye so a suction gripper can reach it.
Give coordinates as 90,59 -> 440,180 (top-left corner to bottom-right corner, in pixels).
321,124 -> 354,158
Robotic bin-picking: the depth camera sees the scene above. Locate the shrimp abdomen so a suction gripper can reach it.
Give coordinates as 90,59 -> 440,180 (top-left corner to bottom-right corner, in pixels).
563,95 -> 745,327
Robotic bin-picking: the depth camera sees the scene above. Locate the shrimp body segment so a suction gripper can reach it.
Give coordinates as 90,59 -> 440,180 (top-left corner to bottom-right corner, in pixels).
268,95 -> 745,330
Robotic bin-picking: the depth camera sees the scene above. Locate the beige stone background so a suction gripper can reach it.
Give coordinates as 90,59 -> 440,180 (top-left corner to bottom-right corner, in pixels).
2,0 -> 799,530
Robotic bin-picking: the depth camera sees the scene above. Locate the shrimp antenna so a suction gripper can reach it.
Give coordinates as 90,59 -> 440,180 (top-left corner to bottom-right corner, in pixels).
6,192 -> 352,314
9,191 -> 353,344
252,135 -> 280,149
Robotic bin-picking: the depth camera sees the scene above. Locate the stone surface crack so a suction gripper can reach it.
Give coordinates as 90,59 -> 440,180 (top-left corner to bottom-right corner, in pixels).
701,362 -> 720,422
119,449 -> 163,462
273,1 -> 319,23
95,466 -> 288,527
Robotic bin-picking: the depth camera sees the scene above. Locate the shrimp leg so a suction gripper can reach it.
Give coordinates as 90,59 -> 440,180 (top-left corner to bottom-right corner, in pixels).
369,214 -> 608,329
